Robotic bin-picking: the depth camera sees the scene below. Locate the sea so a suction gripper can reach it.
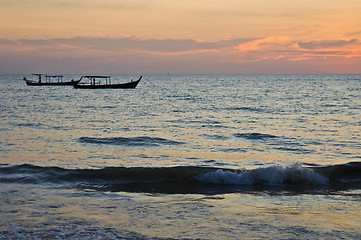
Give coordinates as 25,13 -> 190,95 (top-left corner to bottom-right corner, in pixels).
0,74 -> 360,239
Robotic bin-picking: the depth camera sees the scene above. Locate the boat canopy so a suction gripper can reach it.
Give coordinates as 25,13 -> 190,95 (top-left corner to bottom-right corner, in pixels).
45,75 -> 64,83
83,76 -> 111,78
30,74 -> 64,83
45,75 -> 64,78
80,75 -> 112,85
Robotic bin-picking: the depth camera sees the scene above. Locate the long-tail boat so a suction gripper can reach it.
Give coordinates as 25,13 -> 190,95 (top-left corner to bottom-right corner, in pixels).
73,76 -> 142,89
23,74 -> 80,86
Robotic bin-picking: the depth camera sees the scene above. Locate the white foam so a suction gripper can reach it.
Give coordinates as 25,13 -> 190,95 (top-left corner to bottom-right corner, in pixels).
198,163 -> 329,186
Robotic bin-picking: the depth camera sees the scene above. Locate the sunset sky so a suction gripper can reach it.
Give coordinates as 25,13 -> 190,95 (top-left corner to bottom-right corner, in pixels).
1,0 -> 360,74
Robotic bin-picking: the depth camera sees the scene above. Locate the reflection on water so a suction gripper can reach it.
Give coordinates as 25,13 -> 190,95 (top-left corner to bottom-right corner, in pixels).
2,74 -> 361,168
1,184 -> 360,239
1,74 -> 360,239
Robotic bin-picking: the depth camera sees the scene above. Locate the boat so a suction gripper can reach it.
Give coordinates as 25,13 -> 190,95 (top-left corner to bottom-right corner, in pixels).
73,76 -> 142,89
23,74 -> 80,86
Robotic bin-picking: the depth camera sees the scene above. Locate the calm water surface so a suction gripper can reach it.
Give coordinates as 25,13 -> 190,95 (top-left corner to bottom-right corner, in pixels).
1,74 -> 360,239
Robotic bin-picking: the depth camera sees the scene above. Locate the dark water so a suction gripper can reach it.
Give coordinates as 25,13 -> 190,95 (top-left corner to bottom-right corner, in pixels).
1,74 -> 360,239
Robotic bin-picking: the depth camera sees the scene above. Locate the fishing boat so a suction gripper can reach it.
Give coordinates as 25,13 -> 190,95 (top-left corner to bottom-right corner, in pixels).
73,76 -> 142,89
23,74 -> 80,86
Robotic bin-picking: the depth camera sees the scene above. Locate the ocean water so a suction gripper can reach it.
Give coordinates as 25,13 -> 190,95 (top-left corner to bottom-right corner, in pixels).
0,74 -> 360,239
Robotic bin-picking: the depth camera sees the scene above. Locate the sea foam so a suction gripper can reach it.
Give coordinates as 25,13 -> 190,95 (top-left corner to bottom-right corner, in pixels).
197,163 -> 329,186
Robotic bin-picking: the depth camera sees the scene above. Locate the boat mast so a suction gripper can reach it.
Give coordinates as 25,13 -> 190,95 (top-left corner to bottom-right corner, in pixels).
32,73 -> 43,83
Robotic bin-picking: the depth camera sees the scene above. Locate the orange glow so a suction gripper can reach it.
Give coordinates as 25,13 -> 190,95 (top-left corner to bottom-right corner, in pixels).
0,0 -> 360,73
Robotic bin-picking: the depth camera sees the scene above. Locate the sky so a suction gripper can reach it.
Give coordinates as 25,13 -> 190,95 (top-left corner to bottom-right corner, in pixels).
1,0 -> 361,74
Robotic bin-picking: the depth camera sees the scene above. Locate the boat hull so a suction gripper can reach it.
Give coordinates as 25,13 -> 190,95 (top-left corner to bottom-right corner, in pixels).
25,80 -> 80,86
73,77 -> 141,89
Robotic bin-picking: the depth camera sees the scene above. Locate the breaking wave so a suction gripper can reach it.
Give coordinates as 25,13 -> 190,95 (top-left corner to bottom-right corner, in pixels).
0,162 -> 360,194
198,163 -> 328,186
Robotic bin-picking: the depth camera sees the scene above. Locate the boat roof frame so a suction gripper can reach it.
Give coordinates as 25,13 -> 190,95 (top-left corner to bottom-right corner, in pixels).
32,74 -> 64,78
82,75 -> 111,79
45,75 -> 64,78
81,75 -> 112,85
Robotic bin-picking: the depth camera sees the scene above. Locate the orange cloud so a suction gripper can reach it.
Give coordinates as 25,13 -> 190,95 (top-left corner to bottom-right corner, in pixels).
297,39 -> 361,59
230,37 -> 361,63
298,39 -> 358,50
233,36 -> 296,61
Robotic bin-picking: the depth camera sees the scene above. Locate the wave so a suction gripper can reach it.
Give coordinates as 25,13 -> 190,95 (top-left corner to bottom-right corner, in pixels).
198,163 -> 328,186
234,132 -> 278,140
79,136 -> 184,147
234,132 -> 315,154
0,162 -> 360,194
223,106 -> 264,112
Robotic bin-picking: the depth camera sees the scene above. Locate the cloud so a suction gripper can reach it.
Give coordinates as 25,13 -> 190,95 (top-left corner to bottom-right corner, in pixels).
0,37 -> 259,60
1,36 -> 360,74
229,37 -> 361,63
0,0 -> 147,10
231,36 -> 304,62
298,39 -> 358,50
13,37 -> 256,53
346,30 -> 361,37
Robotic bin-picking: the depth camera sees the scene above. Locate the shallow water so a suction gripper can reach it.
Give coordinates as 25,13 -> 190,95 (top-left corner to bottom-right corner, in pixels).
1,74 -> 360,239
